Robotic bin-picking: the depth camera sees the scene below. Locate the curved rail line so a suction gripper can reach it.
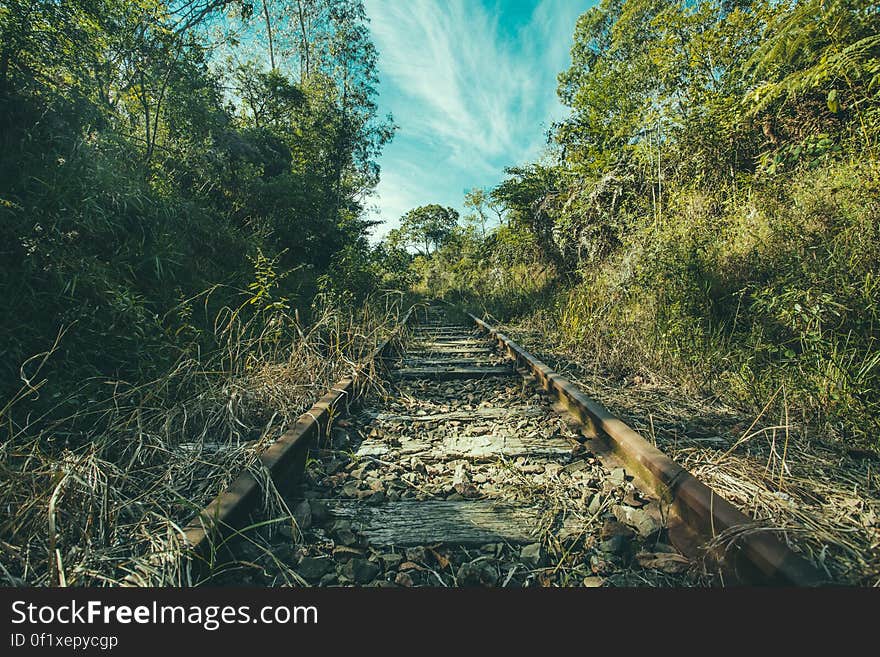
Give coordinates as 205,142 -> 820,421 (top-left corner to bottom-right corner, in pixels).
149,303 -> 821,587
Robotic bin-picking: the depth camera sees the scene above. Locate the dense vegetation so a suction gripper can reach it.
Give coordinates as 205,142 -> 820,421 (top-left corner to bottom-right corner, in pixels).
0,0 -> 404,585
399,0 -> 880,446
1,0 -> 877,586
0,0 -> 395,416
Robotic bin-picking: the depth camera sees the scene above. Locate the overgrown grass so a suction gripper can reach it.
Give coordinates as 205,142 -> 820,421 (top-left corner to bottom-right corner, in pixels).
0,293 -> 408,586
452,159 -> 880,448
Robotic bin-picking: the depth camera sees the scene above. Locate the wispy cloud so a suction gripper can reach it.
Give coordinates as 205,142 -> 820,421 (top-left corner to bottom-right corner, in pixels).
363,0 -> 589,239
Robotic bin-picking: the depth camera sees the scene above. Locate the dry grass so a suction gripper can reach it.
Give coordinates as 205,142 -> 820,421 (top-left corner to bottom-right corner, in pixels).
0,292 -> 409,587
498,320 -> 880,586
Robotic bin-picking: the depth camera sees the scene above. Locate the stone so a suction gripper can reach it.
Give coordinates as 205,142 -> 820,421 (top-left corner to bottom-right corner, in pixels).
292,500 -> 312,532
381,553 -> 404,569
587,493 -> 602,515
277,523 -> 297,540
582,576 -> 604,587
601,480 -> 618,495
319,573 -> 338,586
613,505 -> 659,538
332,546 -> 362,563
394,571 -> 414,587
635,551 -> 690,574
332,519 -> 358,547
330,428 -> 350,450
520,542 -> 543,567
341,482 -> 360,497
601,519 -> 635,540
341,558 -> 381,585
297,557 -> 334,583
563,459 -> 589,474
405,546 -> 427,563
456,561 -> 496,586
600,534 -> 630,555
309,499 -> 330,523
608,468 -> 627,485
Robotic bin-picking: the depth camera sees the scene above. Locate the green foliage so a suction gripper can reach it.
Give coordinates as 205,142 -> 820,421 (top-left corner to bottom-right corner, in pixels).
407,0 -> 880,445
0,0 -> 392,425
745,0 -> 880,149
371,238 -> 417,291
491,164 -> 567,271
247,248 -> 292,313
462,187 -> 503,237
395,204 -> 460,256
757,132 -> 843,174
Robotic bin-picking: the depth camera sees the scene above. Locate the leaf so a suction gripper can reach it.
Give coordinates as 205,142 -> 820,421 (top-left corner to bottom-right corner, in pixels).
428,548 -> 450,569
827,89 -> 840,113
635,552 -> 691,574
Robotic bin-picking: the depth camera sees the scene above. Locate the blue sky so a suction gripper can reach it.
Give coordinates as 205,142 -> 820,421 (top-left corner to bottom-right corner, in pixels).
362,0 -> 593,240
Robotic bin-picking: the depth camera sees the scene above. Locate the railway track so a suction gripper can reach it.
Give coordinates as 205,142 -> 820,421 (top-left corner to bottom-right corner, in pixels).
180,304 -> 820,587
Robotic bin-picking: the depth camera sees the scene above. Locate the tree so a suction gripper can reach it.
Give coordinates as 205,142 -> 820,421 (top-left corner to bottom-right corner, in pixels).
463,187 -> 504,236
0,0 -> 394,402
745,0 -> 880,150
491,165 -> 566,272
396,204 -> 460,256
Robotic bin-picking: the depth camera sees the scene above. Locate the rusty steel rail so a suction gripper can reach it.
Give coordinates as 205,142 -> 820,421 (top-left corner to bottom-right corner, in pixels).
466,311 -> 823,586
127,305 -> 418,584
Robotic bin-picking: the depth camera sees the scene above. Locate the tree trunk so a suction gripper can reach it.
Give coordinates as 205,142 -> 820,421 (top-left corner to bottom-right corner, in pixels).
296,0 -> 311,81
261,0 -> 276,70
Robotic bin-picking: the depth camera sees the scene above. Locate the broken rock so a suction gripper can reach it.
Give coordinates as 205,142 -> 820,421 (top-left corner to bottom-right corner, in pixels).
456,561 -> 496,586
292,500 -> 312,533
599,534 -> 630,555
608,468 -> 627,485
341,558 -> 381,585
635,552 -> 691,574
613,504 -> 659,538
519,542 -> 543,567
297,557 -> 334,583
394,571 -> 414,587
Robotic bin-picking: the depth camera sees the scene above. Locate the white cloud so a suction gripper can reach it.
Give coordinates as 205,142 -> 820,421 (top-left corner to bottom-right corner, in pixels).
363,0 -> 586,240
